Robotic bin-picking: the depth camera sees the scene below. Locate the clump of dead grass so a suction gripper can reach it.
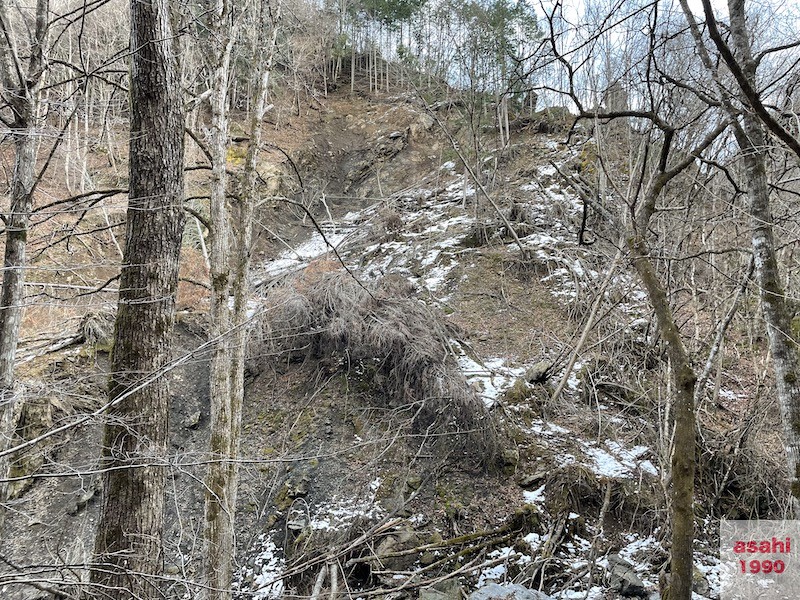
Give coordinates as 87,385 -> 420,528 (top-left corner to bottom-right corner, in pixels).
252,270 -> 502,469
80,308 -> 115,347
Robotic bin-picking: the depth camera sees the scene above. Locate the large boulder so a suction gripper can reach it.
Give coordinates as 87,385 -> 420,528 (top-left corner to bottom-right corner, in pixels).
420,579 -> 463,600
606,554 -> 648,597
468,582 -> 554,600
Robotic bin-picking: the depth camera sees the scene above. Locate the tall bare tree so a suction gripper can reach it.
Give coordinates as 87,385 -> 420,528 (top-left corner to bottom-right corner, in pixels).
544,2 -> 732,596
0,0 -> 50,534
723,0 -> 800,509
201,0 -> 239,596
202,1 -> 281,597
90,0 -> 185,596
716,0 -> 800,510
680,0 -> 800,510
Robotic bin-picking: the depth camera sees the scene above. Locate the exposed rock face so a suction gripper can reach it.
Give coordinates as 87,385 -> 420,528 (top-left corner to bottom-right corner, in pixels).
468,582 -> 554,600
606,554 -> 649,597
7,395 -> 53,499
343,128 -> 408,191
420,579 -> 463,600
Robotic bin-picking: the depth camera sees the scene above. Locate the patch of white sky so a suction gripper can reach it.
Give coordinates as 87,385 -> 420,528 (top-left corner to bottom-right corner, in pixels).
530,0 -> 797,113
528,0 -> 728,110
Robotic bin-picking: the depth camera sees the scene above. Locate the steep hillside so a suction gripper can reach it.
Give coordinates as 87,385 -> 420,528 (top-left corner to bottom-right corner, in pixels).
1,87 -> 780,600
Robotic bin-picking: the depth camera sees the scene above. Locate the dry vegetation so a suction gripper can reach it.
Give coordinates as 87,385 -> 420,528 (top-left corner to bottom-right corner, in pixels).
252,267 -> 502,470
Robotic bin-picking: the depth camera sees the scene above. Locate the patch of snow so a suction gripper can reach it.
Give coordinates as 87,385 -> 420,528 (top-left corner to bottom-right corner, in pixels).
409,513 -> 427,526
236,535 -> 285,600
581,441 -> 658,479
422,264 -> 454,291
309,495 -> 385,531
522,231 -> 563,248
308,480 -> 385,531
538,164 -> 557,177
523,532 -> 547,552
441,161 -> 456,170
445,179 -> 475,198
695,553 -> 721,599
639,460 -> 658,476
718,388 -> 744,401
564,361 -> 583,392
262,229 -> 351,278
477,547 -> 529,586
477,563 -> 507,586
529,420 -> 571,436
523,485 -> 546,504
583,446 -> 630,478
456,352 -> 526,407
619,534 -> 659,565
556,586 -> 605,599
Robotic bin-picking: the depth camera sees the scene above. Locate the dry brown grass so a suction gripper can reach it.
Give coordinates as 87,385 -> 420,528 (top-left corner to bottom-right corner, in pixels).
252,268 -> 502,470
177,247 -> 210,311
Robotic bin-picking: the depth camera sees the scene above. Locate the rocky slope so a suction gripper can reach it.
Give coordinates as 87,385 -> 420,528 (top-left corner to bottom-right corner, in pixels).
2,87 -> 765,600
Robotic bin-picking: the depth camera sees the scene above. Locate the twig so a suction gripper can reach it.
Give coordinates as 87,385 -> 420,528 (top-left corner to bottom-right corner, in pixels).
550,242 -> 623,407
694,256 -> 754,405
277,197 -> 377,302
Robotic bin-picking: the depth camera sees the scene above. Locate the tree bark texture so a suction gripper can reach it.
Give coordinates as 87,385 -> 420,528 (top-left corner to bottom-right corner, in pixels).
91,0 -> 185,596
727,0 -> 800,508
628,157 -> 700,600
0,0 -> 49,537
203,0 -> 238,596
203,2 -> 280,597
628,233 -> 696,600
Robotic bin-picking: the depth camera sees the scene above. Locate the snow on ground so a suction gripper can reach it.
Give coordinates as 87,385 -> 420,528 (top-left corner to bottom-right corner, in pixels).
456,351 -> 526,407
237,480 -> 385,598
524,531 -> 548,553
259,210 -> 375,280
243,137 -> 711,600
235,535 -> 285,600
261,227 -> 353,278
523,484 -> 546,504
526,420 -> 658,481
583,442 -> 659,478
308,478 -> 385,531
695,553 -> 721,598
477,547 -> 531,586
556,586 -> 605,600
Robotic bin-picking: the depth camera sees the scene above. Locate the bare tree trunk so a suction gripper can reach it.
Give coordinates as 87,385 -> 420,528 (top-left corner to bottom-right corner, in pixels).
351,25 -> 356,93
727,0 -> 800,509
0,0 -> 49,536
610,129 -> 719,600
202,0 -> 238,596
0,121 -> 37,536
628,233 -> 696,600
202,2 -> 281,598
629,163 -> 700,600
91,0 -> 185,596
